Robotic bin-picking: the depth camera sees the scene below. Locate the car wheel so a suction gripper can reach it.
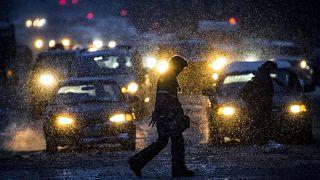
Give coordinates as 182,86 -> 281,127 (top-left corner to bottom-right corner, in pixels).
46,139 -> 58,153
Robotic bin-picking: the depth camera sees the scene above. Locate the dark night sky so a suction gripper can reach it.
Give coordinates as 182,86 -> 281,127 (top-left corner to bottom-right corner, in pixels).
1,0 -> 320,48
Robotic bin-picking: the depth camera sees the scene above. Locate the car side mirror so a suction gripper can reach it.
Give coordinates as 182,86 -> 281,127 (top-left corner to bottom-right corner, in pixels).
202,88 -> 216,96
303,83 -> 315,93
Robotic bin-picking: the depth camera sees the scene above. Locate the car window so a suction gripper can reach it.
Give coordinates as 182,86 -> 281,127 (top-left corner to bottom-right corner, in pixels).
272,70 -> 302,93
83,55 -> 134,74
219,73 -> 254,96
37,53 -> 74,68
219,70 -> 302,96
223,73 -> 254,84
56,83 -> 121,103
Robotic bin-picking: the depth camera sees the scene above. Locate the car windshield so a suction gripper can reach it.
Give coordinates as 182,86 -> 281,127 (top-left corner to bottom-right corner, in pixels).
37,53 -> 75,68
54,82 -> 121,104
219,70 -> 302,96
82,54 -> 134,74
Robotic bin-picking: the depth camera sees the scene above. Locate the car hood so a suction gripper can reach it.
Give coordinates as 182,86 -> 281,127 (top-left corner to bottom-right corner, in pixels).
46,101 -> 130,118
98,74 -> 137,87
215,92 -> 306,108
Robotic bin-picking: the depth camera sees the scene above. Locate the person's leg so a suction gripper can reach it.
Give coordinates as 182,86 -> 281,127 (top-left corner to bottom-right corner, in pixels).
171,133 -> 185,169
129,134 -> 169,170
171,133 -> 195,177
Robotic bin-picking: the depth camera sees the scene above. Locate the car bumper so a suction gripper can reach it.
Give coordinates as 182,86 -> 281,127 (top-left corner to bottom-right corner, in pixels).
212,111 -> 310,140
47,123 -> 135,146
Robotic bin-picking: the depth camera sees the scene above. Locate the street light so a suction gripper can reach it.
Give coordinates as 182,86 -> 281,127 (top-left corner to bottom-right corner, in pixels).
61,38 -> 70,47
49,40 -> 56,48
93,39 -> 103,49
34,39 -> 44,49
108,41 -> 116,48
25,20 -> 32,28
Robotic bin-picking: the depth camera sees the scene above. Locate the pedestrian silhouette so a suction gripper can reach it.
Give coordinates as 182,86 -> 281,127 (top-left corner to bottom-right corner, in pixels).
239,61 -> 278,144
128,55 -> 195,178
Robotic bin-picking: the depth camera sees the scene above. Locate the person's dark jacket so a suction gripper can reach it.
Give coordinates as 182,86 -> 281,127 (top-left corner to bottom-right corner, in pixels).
152,72 -> 189,135
239,69 -> 274,112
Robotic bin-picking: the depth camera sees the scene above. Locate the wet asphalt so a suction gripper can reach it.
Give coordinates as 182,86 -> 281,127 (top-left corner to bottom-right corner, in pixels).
0,92 -> 320,179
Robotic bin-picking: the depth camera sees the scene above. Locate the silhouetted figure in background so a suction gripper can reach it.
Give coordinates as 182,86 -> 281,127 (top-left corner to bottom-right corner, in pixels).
239,61 -> 278,144
128,55 -> 195,178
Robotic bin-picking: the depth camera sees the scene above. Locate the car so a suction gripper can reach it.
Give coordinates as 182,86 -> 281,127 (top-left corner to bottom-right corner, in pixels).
202,61 -> 315,145
80,46 -> 150,118
27,49 -> 101,117
43,77 -> 136,152
274,58 -> 314,85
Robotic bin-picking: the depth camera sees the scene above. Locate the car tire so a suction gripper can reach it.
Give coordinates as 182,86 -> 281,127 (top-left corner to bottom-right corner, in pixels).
46,139 -> 58,153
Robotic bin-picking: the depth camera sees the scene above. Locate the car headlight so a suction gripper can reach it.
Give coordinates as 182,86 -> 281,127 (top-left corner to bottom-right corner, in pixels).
218,106 -> 235,116
289,104 -> 307,114
212,73 -> 219,80
300,60 -> 307,69
127,82 -> 138,93
56,116 -> 75,126
211,57 -> 226,71
145,57 -> 157,69
39,74 -> 55,86
109,113 -> 134,123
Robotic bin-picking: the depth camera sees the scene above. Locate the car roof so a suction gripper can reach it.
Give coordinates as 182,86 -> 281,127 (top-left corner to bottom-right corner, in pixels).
62,76 -> 118,85
224,60 -> 291,74
39,49 -> 78,57
81,48 -> 133,57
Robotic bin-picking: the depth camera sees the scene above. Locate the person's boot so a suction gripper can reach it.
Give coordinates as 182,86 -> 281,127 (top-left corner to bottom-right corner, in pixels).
128,157 -> 142,178
172,167 -> 196,177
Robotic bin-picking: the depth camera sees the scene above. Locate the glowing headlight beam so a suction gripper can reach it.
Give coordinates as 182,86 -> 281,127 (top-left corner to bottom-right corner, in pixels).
39,74 -> 54,86
110,113 -> 134,123
57,116 -> 74,125
290,104 -> 307,114
218,106 -> 235,116
212,73 -> 219,80
127,82 -> 138,93
146,57 -> 157,69
300,60 -> 307,69
211,57 -> 226,71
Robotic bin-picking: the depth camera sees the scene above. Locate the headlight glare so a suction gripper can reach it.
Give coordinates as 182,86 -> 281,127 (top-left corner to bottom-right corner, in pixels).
39,74 -> 55,86
300,60 -> 307,69
290,104 -> 307,114
127,82 -> 138,93
218,106 -> 235,116
211,57 -> 226,71
57,116 -> 74,125
110,113 -> 134,123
